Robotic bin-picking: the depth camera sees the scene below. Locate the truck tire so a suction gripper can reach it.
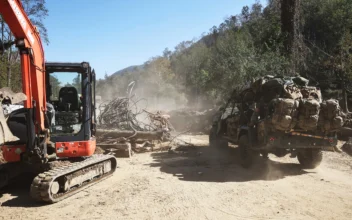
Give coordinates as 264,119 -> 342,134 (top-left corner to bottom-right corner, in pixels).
209,127 -> 228,149
297,149 -> 323,169
238,134 -> 253,168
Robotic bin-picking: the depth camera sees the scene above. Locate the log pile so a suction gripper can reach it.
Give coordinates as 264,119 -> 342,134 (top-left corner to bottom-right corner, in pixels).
95,96 -> 174,157
97,97 -> 173,132
95,129 -> 170,157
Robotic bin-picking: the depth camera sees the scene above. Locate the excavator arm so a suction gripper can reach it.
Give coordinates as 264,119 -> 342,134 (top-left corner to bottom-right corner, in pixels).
0,0 -> 47,133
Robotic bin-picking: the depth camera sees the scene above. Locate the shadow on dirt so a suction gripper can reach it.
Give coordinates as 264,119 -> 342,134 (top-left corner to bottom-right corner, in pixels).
149,145 -> 311,182
0,173 -> 43,207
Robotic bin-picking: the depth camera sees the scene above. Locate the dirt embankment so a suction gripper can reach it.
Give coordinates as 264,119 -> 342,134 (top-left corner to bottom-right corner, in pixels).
0,135 -> 352,220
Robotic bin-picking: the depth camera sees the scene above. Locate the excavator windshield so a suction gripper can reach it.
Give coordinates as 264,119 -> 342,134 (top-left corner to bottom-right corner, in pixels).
47,72 -> 83,135
49,73 -> 81,101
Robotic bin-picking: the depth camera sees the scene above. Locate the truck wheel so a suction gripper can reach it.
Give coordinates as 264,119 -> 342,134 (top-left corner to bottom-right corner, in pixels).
297,149 -> 323,169
239,134 -> 253,168
209,127 -> 228,149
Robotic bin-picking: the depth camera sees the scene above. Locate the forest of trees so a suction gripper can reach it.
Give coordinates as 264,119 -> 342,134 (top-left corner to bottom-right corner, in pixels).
1,0 -> 351,108
96,0 -> 352,109
0,0 -> 48,92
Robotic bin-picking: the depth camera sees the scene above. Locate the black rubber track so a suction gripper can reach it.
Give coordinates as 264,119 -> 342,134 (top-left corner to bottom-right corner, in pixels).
30,154 -> 117,203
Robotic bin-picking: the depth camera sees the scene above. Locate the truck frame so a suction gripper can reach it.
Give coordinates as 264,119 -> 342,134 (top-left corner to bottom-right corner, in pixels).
209,90 -> 338,168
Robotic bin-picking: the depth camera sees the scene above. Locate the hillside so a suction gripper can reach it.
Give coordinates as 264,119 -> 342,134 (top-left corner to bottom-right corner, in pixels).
111,64 -> 144,76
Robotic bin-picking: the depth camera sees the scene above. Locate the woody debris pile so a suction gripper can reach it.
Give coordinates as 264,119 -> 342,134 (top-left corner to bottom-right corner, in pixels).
96,96 -> 173,157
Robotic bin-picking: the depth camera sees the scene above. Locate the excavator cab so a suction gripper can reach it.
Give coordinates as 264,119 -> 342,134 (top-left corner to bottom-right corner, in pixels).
0,61 -> 117,203
45,62 -> 96,142
1,62 -> 97,156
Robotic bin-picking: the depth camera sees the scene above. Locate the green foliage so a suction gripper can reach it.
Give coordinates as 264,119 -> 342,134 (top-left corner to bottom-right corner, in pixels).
0,0 -> 49,92
71,74 -> 81,92
96,0 -> 352,108
49,74 -> 60,100
302,0 -> 352,81
21,0 -> 50,44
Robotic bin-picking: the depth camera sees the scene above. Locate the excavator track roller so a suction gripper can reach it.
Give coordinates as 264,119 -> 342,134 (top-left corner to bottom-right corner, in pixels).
30,154 -> 117,203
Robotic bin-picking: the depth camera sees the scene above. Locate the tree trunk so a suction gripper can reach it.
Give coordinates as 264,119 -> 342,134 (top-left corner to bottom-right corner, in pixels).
6,64 -> 11,87
281,0 -> 303,75
342,82 -> 350,113
96,129 -> 164,140
281,0 -> 296,54
6,43 -> 12,88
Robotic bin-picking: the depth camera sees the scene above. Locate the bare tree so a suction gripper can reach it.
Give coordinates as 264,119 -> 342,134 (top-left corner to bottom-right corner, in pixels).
0,0 -> 48,89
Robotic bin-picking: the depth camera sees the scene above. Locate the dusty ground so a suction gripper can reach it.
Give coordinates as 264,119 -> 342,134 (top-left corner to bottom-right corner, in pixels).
0,135 -> 352,220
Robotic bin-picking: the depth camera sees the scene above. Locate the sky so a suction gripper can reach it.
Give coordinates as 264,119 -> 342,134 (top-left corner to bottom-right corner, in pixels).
43,0 -> 267,79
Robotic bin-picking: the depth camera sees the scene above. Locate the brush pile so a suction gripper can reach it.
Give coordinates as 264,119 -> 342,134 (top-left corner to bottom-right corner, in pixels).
98,97 -> 173,132
96,96 -> 174,157
98,97 -> 145,131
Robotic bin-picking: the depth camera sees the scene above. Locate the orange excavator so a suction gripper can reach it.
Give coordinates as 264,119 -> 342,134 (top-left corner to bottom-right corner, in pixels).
0,0 -> 117,203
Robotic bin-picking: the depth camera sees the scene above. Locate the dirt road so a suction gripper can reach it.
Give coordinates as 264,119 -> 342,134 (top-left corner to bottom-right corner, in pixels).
1,135 -> 352,220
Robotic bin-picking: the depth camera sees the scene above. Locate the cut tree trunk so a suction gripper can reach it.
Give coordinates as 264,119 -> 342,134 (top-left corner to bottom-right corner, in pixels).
96,129 -> 164,140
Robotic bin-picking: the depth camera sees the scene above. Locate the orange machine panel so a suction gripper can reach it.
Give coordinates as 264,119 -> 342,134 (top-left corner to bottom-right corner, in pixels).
55,139 -> 96,158
1,145 -> 26,162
